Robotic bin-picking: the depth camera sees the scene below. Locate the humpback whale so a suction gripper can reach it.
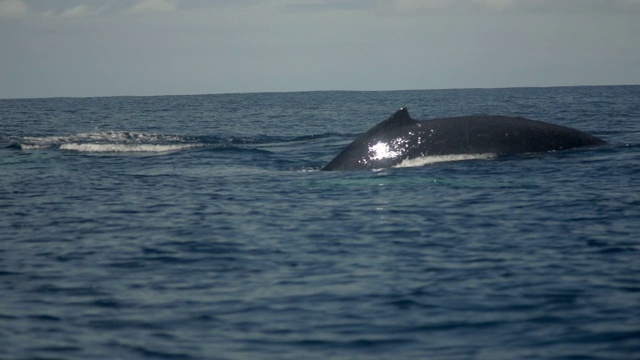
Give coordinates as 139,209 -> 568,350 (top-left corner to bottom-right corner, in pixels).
322,108 -> 606,171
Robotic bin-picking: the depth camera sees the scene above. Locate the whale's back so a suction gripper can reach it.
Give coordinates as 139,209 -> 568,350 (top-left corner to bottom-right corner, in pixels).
322,109 -> 606,171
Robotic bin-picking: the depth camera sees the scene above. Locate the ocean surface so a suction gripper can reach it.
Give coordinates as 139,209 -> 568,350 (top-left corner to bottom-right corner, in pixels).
1,86 -> 639,359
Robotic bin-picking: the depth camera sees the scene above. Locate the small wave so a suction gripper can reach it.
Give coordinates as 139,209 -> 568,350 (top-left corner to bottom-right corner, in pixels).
290,133 -> 343,142
59,143 -> 203,153
15,131 -> 206,154
394,153 -> 496,168
14,143 -> 50,150
22,131 -> 193,144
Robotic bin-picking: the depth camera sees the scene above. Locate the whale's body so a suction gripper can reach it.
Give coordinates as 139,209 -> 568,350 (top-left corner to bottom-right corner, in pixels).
322,108 -> 606,171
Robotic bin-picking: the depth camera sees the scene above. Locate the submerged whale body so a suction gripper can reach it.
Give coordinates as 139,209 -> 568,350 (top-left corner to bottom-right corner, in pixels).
322,108 -> 606,171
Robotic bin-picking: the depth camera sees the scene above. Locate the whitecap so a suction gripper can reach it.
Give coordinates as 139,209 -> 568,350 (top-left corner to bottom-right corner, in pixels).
59,143 -> 202,153
18,131 -> 201,153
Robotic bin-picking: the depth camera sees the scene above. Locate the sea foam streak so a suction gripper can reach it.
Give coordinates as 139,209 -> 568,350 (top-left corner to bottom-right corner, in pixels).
59,143 -> 201,153
18,131 -> 204,153
394,153 -> 496,168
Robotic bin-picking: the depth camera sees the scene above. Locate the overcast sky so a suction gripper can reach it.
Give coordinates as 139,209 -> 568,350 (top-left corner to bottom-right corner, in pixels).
1,0 -> 639,98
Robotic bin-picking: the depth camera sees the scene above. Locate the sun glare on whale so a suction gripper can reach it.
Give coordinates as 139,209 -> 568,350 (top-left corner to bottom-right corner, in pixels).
368,137 -> 411,162
369,141 -> 399,160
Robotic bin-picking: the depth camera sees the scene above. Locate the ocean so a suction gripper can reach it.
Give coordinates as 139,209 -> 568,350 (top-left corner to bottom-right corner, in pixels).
1,86 -> 639,359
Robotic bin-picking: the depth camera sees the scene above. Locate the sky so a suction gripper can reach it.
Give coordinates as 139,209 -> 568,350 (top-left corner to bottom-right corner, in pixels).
1,0 -> 639,98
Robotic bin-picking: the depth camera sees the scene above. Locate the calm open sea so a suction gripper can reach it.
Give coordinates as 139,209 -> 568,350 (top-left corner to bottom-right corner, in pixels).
1,86 -> 639,359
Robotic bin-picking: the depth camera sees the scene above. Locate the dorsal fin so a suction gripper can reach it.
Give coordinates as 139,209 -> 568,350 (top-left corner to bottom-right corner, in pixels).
364,108 -> 417,136
389,108 -> 414,125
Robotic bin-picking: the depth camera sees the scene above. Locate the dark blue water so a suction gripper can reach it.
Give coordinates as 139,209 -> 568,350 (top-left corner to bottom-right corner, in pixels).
1,86 -> 639,359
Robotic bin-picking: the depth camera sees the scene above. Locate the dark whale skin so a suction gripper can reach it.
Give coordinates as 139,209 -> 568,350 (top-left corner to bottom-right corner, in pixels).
322,108 -> 606,171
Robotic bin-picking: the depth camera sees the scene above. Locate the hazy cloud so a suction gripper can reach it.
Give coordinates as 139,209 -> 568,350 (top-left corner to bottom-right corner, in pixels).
0,0 -> 27,17
476,0 -> 520,10
0,0 -> 638,98
127,0 -> 178,14
57,4 -> 92,18
0,0 -> 105,18
4,0 -> 640,19
285,0 -> 373,12
387,0 -> 640,14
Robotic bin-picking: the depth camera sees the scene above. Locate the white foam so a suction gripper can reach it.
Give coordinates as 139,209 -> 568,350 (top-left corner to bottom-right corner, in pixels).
17,143 -> 52,150
59,143 -> 201,153
18,131 -> 201,153
394,153 -> 496,168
